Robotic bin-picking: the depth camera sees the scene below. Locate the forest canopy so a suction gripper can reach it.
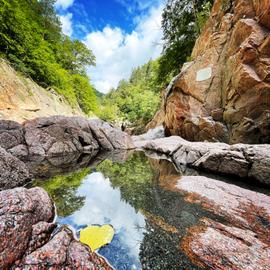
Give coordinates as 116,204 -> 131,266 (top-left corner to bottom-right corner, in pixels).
0,0 -> 213,127
0,0 -> 97,113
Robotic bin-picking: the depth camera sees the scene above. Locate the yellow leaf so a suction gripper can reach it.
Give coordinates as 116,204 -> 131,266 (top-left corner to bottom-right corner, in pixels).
80,224 -> 114,251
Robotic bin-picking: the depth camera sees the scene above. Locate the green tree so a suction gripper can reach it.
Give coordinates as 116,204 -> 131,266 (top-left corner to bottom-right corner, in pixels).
158,0 -> 213,81
0,0 -> 97,114
32,168 -> 91,217
97,59 -> 162,128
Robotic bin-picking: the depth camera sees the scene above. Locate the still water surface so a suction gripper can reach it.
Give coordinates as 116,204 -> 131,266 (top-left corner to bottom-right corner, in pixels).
31,151 -> 269,270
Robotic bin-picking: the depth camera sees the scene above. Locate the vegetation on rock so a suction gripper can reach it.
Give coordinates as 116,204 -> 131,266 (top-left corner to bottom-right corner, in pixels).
158,0 -> 213,81
0,0 -> 97,114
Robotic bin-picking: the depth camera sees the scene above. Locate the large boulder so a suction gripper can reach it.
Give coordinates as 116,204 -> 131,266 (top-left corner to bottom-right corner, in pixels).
23,116 -> 134,156
0,187 -> 54,268
0,187 -> 112,269
0,146 -> 31,190
89,119 -> 134,150
161,0 -> 270,144
24,116 -> 100,156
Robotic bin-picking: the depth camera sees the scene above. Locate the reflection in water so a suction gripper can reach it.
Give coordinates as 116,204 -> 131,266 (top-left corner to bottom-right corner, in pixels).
60,172 -> 146,269
32,152 -> 222,270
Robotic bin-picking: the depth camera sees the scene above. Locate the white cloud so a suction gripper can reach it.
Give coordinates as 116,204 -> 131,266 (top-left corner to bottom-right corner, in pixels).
84,4 -> 164,93
59,13 -> 73,36
55,0 -> 74,10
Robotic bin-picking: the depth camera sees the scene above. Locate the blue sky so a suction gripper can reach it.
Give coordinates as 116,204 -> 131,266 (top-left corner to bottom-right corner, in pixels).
55,0 -> 164,93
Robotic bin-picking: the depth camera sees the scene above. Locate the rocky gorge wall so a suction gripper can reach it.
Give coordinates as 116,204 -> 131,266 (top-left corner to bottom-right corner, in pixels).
158,0 -> 270,144
0,59 -> 83,122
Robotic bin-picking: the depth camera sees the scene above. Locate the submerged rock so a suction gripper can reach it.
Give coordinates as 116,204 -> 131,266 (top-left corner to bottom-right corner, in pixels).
135,136 -> 270,185
0,187 -> 112,269
175,175 -> 270,240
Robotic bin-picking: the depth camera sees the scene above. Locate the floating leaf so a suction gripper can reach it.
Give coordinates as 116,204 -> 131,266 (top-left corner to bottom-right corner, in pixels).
80,224 -> 114,251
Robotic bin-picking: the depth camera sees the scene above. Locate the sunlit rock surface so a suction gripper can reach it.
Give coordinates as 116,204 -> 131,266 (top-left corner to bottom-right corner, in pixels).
0,116 -> 134,189
150,160 -> 270,270
0,59 -> 83,122
158,0 -> 270,144
136,136 -> 270,186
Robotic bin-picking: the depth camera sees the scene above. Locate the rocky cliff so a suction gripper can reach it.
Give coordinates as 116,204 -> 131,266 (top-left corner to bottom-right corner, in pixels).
159,0 -> 270,144
0,59 -> 83,122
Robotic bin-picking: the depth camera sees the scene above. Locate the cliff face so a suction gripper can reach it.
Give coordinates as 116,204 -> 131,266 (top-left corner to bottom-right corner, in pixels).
0,59 -> 83,123
162,0 -> 270,144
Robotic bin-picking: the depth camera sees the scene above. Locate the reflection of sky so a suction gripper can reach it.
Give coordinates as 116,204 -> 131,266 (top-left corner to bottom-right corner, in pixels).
58,172 -> 146,269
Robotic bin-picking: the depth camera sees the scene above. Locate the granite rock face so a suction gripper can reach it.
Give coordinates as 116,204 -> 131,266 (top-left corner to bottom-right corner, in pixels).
0,187 -> 112,269
182,218 -> 270,270
0,116 -> 134,157
24,116 -> 134,156
160,0 -> 270,144
135,136 -> 270,185
0,187 -> 54,268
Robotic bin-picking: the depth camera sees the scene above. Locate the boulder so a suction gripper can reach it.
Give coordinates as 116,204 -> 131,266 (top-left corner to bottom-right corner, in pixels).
22,116 -> 134,156
0,120 -> 25,150
0,187 -> 112,269
135,136 -> 270,185
160,0 -> 270,144
89,119 -> 134,150
24,116 -> 99,156
0,146 -> 31,190
13,227 -> 112,269
0,187 -> 54,268
182,218 -> 270,270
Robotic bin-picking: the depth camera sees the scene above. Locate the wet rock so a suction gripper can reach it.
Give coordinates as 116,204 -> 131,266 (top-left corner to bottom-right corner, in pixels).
159,0 -> 270,144
0,187 -> 54,268
182,218 -> 270,270
0,146 -> 31,190
136,136 -> 270,185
